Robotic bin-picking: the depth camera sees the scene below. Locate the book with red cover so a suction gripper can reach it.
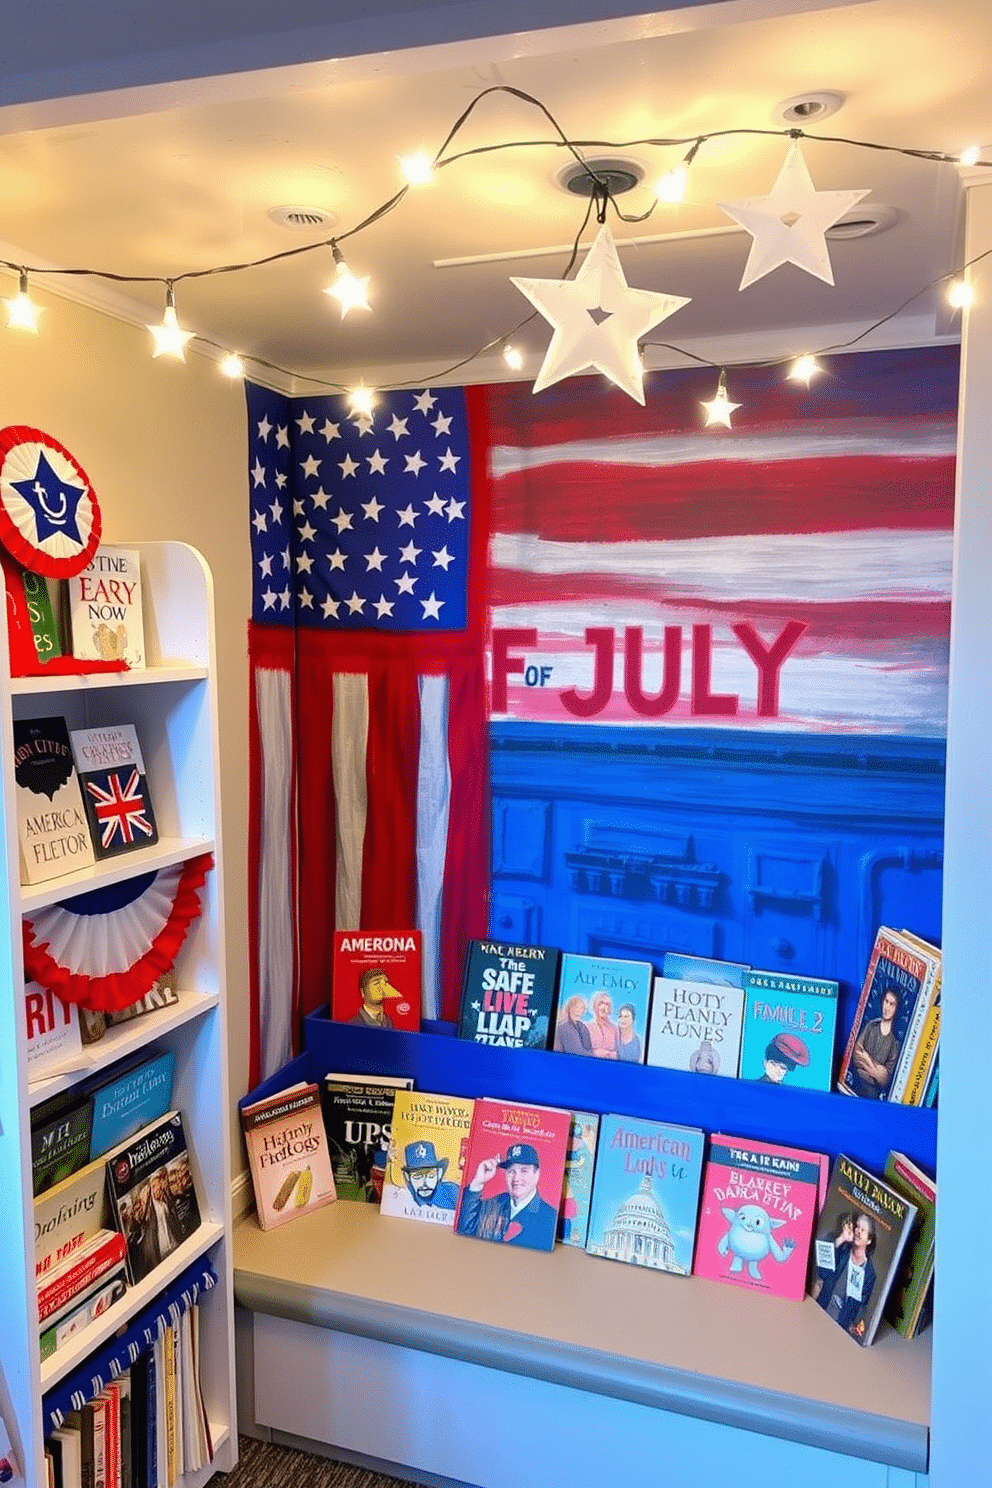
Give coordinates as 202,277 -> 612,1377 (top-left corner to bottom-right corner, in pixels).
454,1097 -> 570,1252
693,1133 -> 825,1301
837,926 -> 931,1100
331,930 -> 422,1033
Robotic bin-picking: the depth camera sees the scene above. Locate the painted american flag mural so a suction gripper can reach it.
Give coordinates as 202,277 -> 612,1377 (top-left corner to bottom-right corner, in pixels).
246,345 -> 956,1083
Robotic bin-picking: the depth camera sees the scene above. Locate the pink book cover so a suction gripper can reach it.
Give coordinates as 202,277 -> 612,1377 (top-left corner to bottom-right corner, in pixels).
693,1133 -> 824,1301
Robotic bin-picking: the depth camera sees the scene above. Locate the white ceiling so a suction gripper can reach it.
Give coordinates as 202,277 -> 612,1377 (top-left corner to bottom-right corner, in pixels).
0,0 -> 989,390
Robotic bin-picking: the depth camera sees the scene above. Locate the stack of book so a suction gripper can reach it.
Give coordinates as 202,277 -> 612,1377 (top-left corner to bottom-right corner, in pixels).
838,926 -> 940,1106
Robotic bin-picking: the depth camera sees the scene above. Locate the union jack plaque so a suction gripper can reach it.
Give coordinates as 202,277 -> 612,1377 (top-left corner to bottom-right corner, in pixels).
69,724 -> 158,859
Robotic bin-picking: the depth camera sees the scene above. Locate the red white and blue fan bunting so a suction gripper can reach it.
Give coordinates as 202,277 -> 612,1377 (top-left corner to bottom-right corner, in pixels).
0,425 -> 102,577
23,853 -> 212,1011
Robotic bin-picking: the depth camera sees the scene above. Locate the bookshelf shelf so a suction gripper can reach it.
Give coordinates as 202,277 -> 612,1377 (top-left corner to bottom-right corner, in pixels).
0,542 -> 237,1488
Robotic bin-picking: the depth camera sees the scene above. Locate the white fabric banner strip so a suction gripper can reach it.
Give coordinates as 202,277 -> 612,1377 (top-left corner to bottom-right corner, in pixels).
256,666 -> 295,1081
332,672 -> 369,930
416,673 -> 450,1021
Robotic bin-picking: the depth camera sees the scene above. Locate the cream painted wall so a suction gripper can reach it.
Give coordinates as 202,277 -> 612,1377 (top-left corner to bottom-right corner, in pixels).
0,286 -> 252,1175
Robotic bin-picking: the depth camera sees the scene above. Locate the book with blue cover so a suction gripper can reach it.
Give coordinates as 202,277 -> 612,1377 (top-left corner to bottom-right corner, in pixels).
89,1051 -> 176,1160
552,953 -> 652,1063
586,1113 -> 705,1274
558,1110 -> 600,1248
738,970 -> 839,1091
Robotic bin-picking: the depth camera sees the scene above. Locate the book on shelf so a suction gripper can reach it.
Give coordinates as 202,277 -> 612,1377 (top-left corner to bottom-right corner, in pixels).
331,930 -> 422,1032
693,1133 -> 825,1300
49,1417 -> 81,1488
106,976 -> 181,1029
37,1227 -> 127,1325
32,1089 -> 93,1197
25,981 -> 88,1085
34,1150 -> 112,1283
6,561 -> 62,666
88,1052 -> 176,1162
883,1151 -> 936,1339
586,1113 -> 704,1275
661,951 -> 749,987
13,714 -> 95,885
456,939 -> 560,1049
380,1090 -> 474,1225
811,1153 -> 918,1346
558,1110 -> 599,1249
39,1256 -> 129,1363
241,1082 -> 336,1230
105,1112 -> 202,1283
69,725 -> 159,860
646,974 -> 745,1078
837,927 -> 933,1100
738,970 -> 839,1091
454,1098 -> 571,1252
553,952 -> 652,1062
888,931 -> 941,1104
321,1072 -> 413,1203
67,545 -> 145,669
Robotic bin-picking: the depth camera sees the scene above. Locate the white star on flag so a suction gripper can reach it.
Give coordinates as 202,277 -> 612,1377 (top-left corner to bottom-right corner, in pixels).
396,572 -> 416,594
328,550 -> 347,571
276,426 -> 290,449
421,592 -> 444,619
293,499 -> 305,517
413,391 -> 437,414
374,596 -> 395,618
396,503 -> 418,527
346,592 -> 366,614
297,552 -> 314,573
311,487 -> 331,509
320,419 -> 340,442
257,416 -> 272,441
432,546 -> 455,570
321,596 -> 340,619
258,553 -> 273,576
252,459 -> 266,488
446,499 -> 465,521
331,509 -> 353,534
298,521 -> 316,543
432,412 -> 453,436
301,454 -> 321,479
352,414 -> 375,436
365,547 -> 387,571
399,541 -> 421,565
424,493 -> 446,516
367,450 -> 388,474
268,500 -> 283,523
404,451 -> 427,475
362,496 -> 385,522
299,589 -> 314,609
252,510 -> 267,534
275,472 -> 288,489
510,223 -> 690,404
262,588 -> 276,610
339,455 -> 359,478
388,415 -> 409,440
719,143 -> 871,289
438,447 -> 460,473
296,412 -> 315,433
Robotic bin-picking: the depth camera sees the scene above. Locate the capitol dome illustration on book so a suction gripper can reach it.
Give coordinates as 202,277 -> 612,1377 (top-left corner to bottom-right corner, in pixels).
587,1175 -> 683,1271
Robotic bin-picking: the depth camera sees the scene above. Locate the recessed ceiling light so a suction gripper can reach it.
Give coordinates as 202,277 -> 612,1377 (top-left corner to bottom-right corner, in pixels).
825,204 -> 900,239
267,205 -> 338,231
775,92 -> 846,126
558,157 -> 645,198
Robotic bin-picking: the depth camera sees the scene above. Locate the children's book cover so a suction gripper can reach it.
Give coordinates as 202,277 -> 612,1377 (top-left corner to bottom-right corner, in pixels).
322,1073 -> 413,1202
646,976 -> 745,1078
811,1153 -> 918,1346
558,1111 -> 600,1248
331,930 -> 422,1032
13,715 -> 95,884
457,939 -> 560,1049
105,1112 -> 202,1280
89,1051 -> 176,1161
70,724 -> 159,859
553,953 -> 651,1063
837,928 -> 930,1100
380,1090 -> 474,1225
455,1098 -> 570,1251
241,1084 -> 335,1232
68,545 -> 145,668
661,952 -> 749,987
693,1134 -> 825,1300
738,970 -> 839,1091
586,1114 -> 704,1275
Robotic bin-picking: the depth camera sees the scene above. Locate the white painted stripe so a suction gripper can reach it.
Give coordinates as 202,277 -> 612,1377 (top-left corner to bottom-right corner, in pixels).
256,667 -> 295,1081
489,529 -> 953,602
416,674 -> 450,1021
331,673 -> 369,932
490,423 -> 956,476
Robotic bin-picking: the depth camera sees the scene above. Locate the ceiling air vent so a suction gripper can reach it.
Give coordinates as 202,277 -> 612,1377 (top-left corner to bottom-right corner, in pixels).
558,158 -> 645,198
267,205 -> 338,231
826,204 -> 900,239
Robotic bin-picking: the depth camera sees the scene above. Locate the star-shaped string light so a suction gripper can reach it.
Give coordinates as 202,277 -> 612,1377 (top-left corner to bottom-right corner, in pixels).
147,284 -> 194,360
510,223 -> 690,404
718,142 -> 870,289
701,370 -> 741,428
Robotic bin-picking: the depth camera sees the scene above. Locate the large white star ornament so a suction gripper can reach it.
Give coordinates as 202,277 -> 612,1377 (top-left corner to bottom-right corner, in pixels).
719,143 -> 870,290
510,224 -> 690,404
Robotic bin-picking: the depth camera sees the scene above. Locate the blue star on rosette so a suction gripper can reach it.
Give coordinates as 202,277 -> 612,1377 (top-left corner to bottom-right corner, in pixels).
11,448 -> 86,544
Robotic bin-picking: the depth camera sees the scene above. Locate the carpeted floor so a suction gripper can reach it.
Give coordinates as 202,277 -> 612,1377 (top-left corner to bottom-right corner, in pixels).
210,1435 -> 418,1488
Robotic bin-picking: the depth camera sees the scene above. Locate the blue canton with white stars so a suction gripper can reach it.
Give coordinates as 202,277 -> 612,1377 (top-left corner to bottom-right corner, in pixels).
247,383 -> 471,631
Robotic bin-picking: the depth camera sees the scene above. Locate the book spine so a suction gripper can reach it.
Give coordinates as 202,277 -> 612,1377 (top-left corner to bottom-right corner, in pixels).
38,1233 -> 127,1322
91,1400 -> 106,1488
889,956 -> 940,1101
163,1325 -> 176,1488
923,1057 -> 940,1107
902,1000 -> 941,1106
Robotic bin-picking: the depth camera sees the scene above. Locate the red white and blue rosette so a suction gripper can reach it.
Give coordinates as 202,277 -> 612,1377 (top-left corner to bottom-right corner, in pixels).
0,425 -> 101,577
22,853 -> 212,1011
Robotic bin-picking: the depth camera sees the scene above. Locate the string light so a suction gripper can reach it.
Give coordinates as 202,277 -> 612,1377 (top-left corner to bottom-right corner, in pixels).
3,269 -> 40,333
325,243 -> 371,318
503,344 -> 524,371
947,278 -> 973,309
348,384 -> 376,417
701,369 -> 741,428
147,283 -> 193,360
653,138 -> 703,205
788,354 -> 821,386
959,145 -> 982,167
399,151 -> 434,186
220,351 -> 246,378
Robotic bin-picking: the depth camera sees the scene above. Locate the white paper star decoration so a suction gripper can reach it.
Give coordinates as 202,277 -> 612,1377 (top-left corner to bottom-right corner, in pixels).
510,224 -> 690,404
719,143 -> 870,290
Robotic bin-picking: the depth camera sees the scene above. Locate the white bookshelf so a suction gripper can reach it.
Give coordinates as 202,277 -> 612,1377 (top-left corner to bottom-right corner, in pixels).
0,542 -> 237,1488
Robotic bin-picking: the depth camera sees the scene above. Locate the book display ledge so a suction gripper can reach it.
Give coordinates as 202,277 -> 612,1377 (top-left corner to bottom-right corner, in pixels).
0,542 -> 238,1488
233,1018 -> 933,1486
